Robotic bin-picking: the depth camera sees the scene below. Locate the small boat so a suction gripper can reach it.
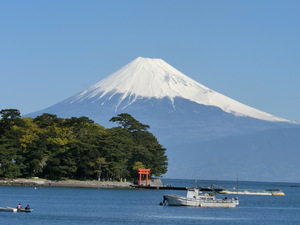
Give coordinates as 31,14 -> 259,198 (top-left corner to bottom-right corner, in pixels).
162,188 -> 239,208
18,208 -> 33,212
0,207 -> 33,212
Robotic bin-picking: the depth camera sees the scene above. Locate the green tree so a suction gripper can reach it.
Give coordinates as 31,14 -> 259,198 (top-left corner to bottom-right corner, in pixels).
88,157 -> 108,181
0,109 -> 24,131
109,113 -> 168,178
110,113 -> 150,133
0,135 -> 22,178
18,118 -> 45,177
0,109 -> 25,178
101,127 -> 133,180
132,161 -> 146,171
33,113 -> 63,128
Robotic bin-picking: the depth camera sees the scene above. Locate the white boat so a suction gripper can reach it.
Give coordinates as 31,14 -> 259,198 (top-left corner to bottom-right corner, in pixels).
163,188 -> 239,208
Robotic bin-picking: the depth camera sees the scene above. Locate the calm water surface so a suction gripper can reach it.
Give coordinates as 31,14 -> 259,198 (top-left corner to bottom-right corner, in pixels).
1,179 -> 300,225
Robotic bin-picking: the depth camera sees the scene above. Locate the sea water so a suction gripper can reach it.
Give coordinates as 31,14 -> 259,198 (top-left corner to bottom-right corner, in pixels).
1,179 -> 300,225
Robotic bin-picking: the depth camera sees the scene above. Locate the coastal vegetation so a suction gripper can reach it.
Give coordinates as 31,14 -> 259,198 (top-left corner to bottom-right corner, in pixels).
0,109 -> 168,181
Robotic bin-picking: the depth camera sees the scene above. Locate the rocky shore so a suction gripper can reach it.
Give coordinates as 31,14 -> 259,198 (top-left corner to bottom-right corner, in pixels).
0,178 -> 163,189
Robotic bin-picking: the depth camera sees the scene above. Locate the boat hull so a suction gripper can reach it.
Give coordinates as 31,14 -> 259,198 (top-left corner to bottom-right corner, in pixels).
199,200 -> 239,208
18,208 -> 33,212
164,195 -> 239,208
164,195 -> 201,207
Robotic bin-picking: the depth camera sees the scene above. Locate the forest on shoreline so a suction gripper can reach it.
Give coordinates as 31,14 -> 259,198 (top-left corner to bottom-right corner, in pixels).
0,109 -> 168,181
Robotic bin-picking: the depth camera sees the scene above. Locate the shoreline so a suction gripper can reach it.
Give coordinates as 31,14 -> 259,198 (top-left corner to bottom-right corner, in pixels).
0,178 -> 163,189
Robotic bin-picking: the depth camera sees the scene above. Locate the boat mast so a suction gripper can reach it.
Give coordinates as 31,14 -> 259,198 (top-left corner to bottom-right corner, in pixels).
236,175 -> 239,197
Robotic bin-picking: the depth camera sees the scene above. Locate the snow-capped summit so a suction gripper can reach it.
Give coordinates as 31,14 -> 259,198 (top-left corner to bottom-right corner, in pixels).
75,57 -> 211,102
72,57 -> 288,122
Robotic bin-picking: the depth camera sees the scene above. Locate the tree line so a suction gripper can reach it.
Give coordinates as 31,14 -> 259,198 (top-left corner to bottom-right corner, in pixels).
0,109 -> 168,181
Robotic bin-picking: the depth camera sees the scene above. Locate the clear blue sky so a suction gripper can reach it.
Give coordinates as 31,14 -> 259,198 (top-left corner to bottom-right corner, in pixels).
1,0 -> 299,122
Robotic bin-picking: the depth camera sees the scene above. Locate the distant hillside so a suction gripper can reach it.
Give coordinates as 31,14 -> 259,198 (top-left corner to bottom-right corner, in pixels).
166,127 -> 300,182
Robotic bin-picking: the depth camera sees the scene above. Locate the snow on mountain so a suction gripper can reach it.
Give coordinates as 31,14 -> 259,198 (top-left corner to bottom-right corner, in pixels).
71,57 -> 290,122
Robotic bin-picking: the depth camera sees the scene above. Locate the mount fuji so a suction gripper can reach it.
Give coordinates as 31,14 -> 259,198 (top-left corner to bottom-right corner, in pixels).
26,57 -> 300,182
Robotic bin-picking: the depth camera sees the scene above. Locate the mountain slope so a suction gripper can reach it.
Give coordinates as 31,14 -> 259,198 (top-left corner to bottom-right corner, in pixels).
71,57 -> 289,122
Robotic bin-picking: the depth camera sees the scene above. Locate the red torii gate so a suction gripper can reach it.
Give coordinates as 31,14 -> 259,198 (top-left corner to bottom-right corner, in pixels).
137,168 -> 151,186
